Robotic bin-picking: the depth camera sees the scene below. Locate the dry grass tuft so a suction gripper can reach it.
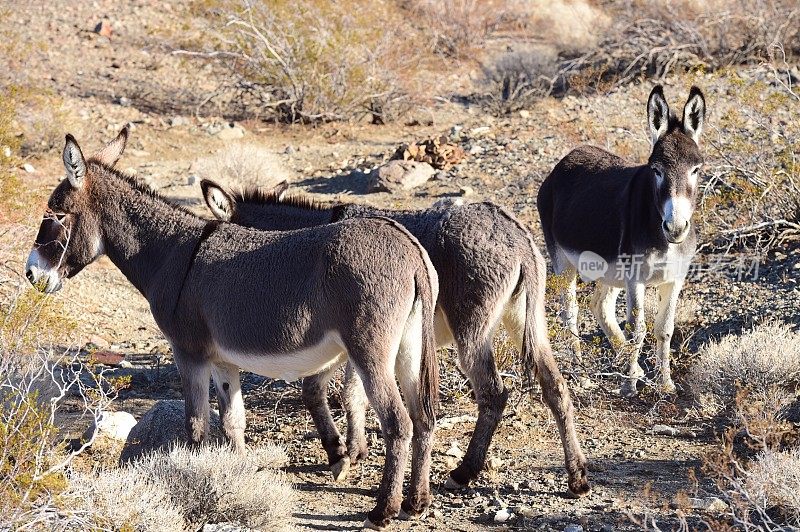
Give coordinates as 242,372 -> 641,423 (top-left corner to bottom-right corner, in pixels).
131,443 -> 293,530
193,143 -> 293,189
688,322 -> 800,414
745,448 -> 800,526
69,468 -> 186,531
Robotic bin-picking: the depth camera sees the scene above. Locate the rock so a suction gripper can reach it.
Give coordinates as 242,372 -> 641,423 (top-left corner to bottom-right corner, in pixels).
367,160 -> 435,193
445,442 -> 464,459
519,110 -> 531,119
187,174 -> 198,186
94,20 -> 112,38
22,163 -> 35,173
91,350 -> 125,366
487,456 -> 504,470
564,525 -> 584,532
433,197 -> 465,209
284,145 -> 295,155
650,424 -> 679,436
469,126 -> 491,137
688,497 -> 728,512
493,508 -> 513,523
216,123 -> 246,140
84,410 -> 137,443
119,400 -> 223,463
459,185 -> 474,197
169,116 -> 188,127
86,334 -> 110,349
117,96 -> 131,107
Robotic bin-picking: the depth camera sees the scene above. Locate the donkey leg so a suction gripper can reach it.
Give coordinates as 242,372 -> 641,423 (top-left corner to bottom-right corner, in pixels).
173,349 -> 211,444
301,361 -> 349,482
505,286 -> 590,497
211,362 -> 246,452
349,358 -> 412,529
621,282 -> 647,397
590,282 -> 625,351
395,310 -> 435,518
654,281 -> 682,394
343,362 -> 369,465
559,269 -> 582,360
448,333 -> 508,489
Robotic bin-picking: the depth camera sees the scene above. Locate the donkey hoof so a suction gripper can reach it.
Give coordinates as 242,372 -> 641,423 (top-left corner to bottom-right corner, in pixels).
400,497 -> 430,519
331,456 -> 351,483
444,475 -> 466,490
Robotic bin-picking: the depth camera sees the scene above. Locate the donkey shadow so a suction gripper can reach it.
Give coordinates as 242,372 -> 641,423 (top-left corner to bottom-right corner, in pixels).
296,170 -> 372,195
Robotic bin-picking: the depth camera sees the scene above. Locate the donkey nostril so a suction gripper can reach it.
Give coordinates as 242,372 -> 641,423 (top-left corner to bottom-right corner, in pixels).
25,269 -> 35,283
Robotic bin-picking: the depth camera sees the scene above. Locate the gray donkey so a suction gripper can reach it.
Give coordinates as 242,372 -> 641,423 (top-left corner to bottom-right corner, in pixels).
25,127 -> 441,529
537,85 -> 705,397
201,179 -> 590,497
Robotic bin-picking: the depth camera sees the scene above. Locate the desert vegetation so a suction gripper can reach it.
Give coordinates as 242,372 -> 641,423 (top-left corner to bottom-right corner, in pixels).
0,0 -> 798,530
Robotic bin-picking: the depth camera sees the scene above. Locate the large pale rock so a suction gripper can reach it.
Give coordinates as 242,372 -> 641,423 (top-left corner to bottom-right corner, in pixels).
368,160 -> 435,192
84,410 -> 137,443
119,400 -> 222,464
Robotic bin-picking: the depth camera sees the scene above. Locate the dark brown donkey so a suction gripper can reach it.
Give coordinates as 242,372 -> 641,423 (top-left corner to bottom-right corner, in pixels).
25,128 -> 441,529
201,179 -> 590,496
538,85 -> 705,397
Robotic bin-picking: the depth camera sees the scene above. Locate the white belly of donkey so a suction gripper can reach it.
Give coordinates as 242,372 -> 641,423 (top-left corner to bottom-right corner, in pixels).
216,331 -> 347,382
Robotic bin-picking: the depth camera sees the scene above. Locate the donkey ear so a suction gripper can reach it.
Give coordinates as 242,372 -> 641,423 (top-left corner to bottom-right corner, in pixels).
63,134 -> 87,189
92,123 -> 130,167
647,85 -> 670,145
271,180 -> 290,201
201,179 -> 234,221
682,86 -> 705,144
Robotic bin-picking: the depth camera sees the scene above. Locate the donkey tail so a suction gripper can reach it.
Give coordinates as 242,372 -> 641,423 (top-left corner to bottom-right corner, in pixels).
415,257 -> 440,428
491,204 -> 549,391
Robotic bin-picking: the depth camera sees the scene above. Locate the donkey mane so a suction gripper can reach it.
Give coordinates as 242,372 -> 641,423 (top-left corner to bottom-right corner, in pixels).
234,187 -> 333,212
87,159 -> 198,217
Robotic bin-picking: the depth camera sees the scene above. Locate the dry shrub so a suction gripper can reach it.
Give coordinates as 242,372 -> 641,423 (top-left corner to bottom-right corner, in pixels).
130,443 -> 293,530
702,388 -> 800,530
688,322 -> 800,415
193,143 -> 293,189
744,448 -> 800,526
400,0 -> 518,58
0,285 -> 116,529
68,468 -> 186,531
525,0 -> 609,54
207,0 -> 426,123
481,46 -> 563,113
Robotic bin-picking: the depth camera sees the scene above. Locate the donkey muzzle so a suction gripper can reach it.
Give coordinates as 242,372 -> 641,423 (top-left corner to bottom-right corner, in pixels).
25,250 -> 63,293
662,219 -> 690,244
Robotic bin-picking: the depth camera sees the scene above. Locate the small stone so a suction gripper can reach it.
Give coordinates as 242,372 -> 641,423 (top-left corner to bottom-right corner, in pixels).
169,116 -> 188,127
688,497 -> 728,512
2,146 -> 12,158
117,96 -> 131,107
493,508 -> 513,523
518,506 -> 537,518
446,442 -> 464,459
564,525 -> 584,532
94,20 -> 112,38
650,424 -> 679,436
187,174 -> 198,186
216,123 -> 246,140
367,160 -> 435,193
519,110 -> 531,118
488,456 -> 504,470
469,126 -> 491,137
91,350 -> 125,366
459,185 -> 474,197
22,163 -> 35,173
284,145 -> 295,155
83,411 -> 137,443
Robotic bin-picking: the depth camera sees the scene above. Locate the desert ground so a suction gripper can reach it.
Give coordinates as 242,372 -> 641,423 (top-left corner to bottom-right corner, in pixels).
1,1 -> 798,531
